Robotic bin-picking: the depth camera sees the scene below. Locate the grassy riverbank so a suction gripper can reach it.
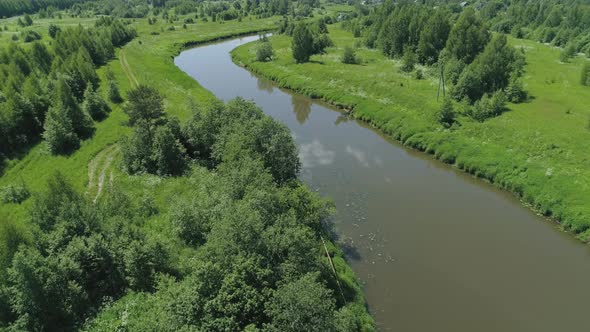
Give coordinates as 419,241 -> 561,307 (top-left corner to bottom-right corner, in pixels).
232,24 -> 590,240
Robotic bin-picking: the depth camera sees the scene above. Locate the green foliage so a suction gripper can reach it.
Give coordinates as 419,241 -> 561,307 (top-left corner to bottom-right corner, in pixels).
266,273 -> 336,332
256,41 -> 274,62
341,46 -> 358,64
506,74 -> 528,103
82,85 -> 111,121
124,85 -> 165,126
436,98 -> 456,128
292,23 -> 314,63
42,102 -> 80,154
0,181 -> 30,204
401,46 -> 416,72
454,34 -> 524,102
560,44 -> 576,62
21,30 -> 41,43
445,7 -> 490,64
417,10 -> 451,65
48,23 -> 61,39
469,90 -> 508,122
152,124 -> 187,176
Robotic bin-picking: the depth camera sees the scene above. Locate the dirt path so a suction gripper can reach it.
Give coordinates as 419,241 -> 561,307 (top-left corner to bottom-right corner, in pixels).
87,145 -> 120,203
119,49 -> 139,87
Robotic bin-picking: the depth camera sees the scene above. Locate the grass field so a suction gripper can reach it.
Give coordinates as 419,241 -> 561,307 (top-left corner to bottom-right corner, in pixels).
232,24 -> 590,240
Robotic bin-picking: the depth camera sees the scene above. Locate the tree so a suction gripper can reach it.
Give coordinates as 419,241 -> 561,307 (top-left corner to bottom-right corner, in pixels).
107,78 -> 123,103
445,8 -> 490,64
23,14 -> 33,26
341,46 -> 358,64
256,41 -> 274,62
401,46 -> 416,72
560,44 -> 576,62
48,23 -> 61,39
292,23 -> 314,63
454,34 -> 523,102
418,10 -> 451,65
436,98 -> 456,127
43,103 -> 80,154
152,124 -> 187,176
266,273 -> 336,332
82,85 -> 111,121
124,85 -> 165,126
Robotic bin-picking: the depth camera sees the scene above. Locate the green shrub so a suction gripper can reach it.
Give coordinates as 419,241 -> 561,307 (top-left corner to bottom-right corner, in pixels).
256,41 -> 274,62
0,182 -> 30,204
341,46 -> 358,64
470,90 -> 507,121
436,98 -> 456,127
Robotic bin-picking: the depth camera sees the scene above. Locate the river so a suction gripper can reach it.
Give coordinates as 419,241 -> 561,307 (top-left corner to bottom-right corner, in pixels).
174,35 -> 590,331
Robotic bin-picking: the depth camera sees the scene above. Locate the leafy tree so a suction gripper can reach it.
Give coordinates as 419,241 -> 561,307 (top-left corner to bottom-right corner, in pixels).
454,34 -> 523,102
107,78 -> 122,103
124,85 -> 165,126
43,103 -> 80,154
401,46 -> 416,72
470,90 -> 507,121
48,23 -> 61,39
445,8 -> 490,64
560,44 -> 576,62
82,85 -> 111,121
417,10 -> 451,65
256,41 -> 274,62
292,23 -> 314,63
23,14 -> 33,26
152,124 -> 187,176
266,273 -> 336,332
437,98 -> 456,127
506,74 -> 528,103
341,46 -> 358,64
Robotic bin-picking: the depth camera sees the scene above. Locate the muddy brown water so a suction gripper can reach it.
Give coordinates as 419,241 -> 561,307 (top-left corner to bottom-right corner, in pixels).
175,35 -> 590,331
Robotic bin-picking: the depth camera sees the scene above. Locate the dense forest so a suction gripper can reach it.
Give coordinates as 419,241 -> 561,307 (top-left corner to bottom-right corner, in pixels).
0,90 -> 373,331
1,0 -> 323,20
0,18 -> 134,170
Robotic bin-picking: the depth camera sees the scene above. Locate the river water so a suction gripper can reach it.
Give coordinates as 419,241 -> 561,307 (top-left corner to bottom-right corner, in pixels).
175,35 -> 590,331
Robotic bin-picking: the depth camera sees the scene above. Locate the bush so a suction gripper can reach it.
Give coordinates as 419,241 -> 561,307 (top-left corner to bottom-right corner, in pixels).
107,79 -> 123,103
506,75 -> 528,103
22,30 -> 41,43
436,98 -> 456,127
560,44 -> 576,62
82,86 -> 111,121
470,90 -> 507,121
415,69 -> 424,80
0,182 -> 30,204
401,47 -> 416,72
256,41 -> 274,62
341,46 -> 358,64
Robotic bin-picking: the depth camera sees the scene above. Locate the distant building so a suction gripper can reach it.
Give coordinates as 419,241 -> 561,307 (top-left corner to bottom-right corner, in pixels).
460,1 -> 469,7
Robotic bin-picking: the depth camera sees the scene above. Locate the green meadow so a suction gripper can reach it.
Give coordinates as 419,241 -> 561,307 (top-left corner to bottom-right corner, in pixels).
232,24 -> 590,239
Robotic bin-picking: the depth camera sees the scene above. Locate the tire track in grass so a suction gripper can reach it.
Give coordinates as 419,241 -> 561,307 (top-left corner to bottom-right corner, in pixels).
119,49 -> 139,88
87,144 -> 120,203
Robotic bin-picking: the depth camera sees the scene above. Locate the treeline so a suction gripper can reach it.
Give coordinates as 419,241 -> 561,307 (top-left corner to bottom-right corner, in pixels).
0,18 -> 134,168
0,94 -> 374,331
0,0 -> 82,18
344,1 -> 526,121
482,0 -> 590,56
